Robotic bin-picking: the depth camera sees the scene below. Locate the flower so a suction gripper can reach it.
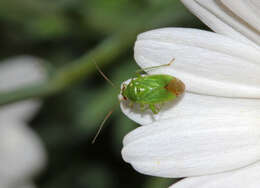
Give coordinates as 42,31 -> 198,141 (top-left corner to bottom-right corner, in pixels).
0,56 -> 47,188
121,0 -> 260,181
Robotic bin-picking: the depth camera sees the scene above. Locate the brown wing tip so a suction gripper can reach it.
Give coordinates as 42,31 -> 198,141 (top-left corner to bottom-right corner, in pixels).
165,78 -> 185,96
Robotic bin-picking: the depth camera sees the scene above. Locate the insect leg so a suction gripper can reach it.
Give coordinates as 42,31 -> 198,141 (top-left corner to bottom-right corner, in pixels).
140,103 -> 148,112
149,104 -> 159,114
135,58 -> 175,75
129,101 -> 134,108
155,103 -> 162,112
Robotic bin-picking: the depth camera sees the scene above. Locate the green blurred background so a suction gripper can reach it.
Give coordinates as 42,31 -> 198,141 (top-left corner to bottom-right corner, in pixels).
0,0 -> 206,187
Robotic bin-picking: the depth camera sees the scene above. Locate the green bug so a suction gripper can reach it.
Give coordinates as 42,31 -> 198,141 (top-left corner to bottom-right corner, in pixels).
92,59 -> 185,143
120,59 -> 185,114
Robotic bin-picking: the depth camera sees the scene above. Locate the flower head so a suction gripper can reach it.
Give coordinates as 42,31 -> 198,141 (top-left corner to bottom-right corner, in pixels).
121,0 -> 260,181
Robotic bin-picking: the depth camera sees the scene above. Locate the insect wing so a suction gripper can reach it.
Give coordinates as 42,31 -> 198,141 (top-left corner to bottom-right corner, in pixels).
125,75 -> 176,103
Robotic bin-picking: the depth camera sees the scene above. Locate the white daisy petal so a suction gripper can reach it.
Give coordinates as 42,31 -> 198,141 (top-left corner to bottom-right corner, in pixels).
0,101 -> 42,123
134,28 -> 260,98
122,113 -> 260,177
121,92 -> 260,126
221,0 -> 260,33
0,56 -> 47,186
0,121 -> 46,184
181,0 -> 260,47
0,182 -> 35,188
18,183 -> 36,188
0,56 -> 47,122
3,181 -> 36,188
0,56 -> 46,91
171,162 -> 260,188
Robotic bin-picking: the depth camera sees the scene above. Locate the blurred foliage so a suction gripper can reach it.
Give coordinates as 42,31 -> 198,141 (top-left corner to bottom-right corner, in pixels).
0,0 -> 206,187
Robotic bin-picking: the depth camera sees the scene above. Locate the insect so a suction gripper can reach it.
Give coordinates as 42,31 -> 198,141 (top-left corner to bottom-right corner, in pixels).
120,59 -> 185,114
92,58 -> 185,143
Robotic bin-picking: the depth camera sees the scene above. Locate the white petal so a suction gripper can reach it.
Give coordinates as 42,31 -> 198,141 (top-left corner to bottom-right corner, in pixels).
121,92 -> 260,125
134,28 -> 260,98
2,182 -> 37,188
171,162 -> 260,188
0,121 -> 46,184
18,183 -> 36,188
0,182 -> 9,188
0,101 -> 42,123
122,114 -> 260,177
221,0 -> 260,32
0,56 -> 47,122
0,56 -> 46,91
181,0 -> 260,47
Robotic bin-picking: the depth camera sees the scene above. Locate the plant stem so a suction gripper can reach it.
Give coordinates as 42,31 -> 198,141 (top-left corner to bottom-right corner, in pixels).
0,4 -> 200,106
0,33 -> 134,105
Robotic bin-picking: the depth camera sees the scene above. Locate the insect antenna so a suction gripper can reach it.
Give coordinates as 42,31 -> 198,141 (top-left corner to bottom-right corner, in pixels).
94,62 -> 116,88
91,61 -> 122,144
91,107 -> 115,144
135,58 -> 175,74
